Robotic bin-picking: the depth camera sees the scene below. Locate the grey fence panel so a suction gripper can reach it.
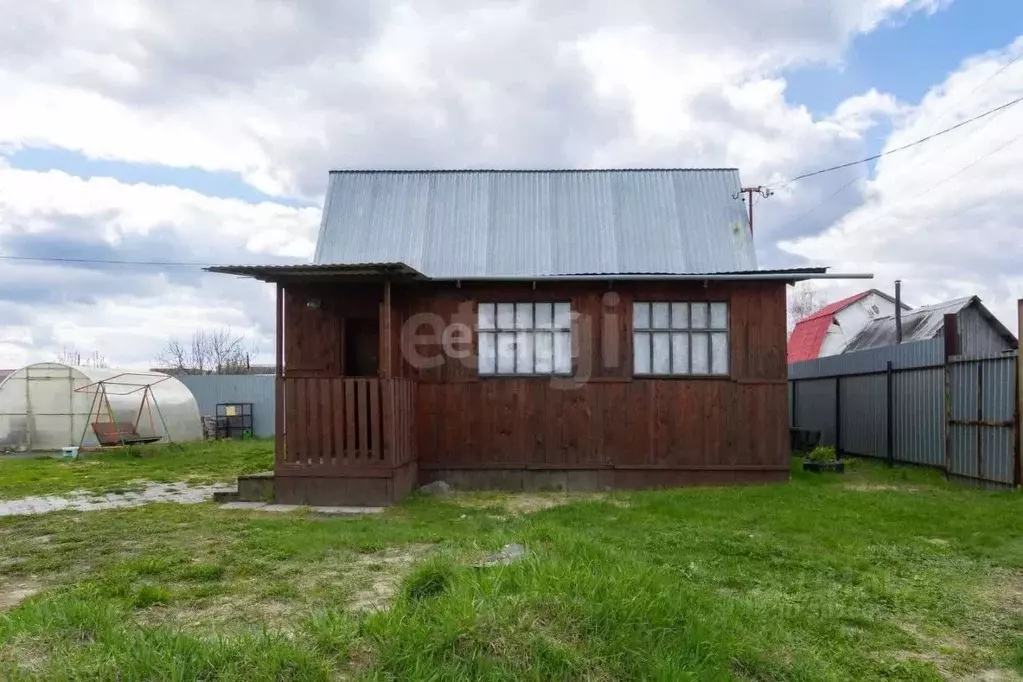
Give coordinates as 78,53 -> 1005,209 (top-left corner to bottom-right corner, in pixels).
839,374 -> 887,458
892,367 -> 944,467
789,338 -> 944,379
179,375 -> 276,438
793,378 -> 836,446
789,342 -> 1018,488
948,362 -> 979,481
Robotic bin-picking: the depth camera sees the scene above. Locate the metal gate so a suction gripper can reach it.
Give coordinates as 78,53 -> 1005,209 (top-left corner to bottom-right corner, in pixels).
946,356 -> 1018,487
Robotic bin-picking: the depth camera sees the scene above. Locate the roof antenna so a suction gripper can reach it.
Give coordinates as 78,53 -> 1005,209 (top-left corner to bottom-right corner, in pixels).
733,186 -> 773,235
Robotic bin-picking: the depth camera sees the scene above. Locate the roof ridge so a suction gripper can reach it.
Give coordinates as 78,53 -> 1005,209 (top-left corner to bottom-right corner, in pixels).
327,167 -> 740,174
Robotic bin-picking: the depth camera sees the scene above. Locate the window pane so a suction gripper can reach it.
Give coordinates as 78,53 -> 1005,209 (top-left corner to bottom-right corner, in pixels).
554,331 -> 572,374
652,332 -> 670,374
652,302 -> 670,329
515,303 -> 534,330
671,302 -> 688,329
496,303 -> 515,329
671,333 -> 689,374
478,332 -> 496,374
711,332 -> 729,375
496,332 -> 516,373
633,302 -> 650,330
634,332 -> 651,374
553,302 -> 571,330
710,302 -> 728,329
478,303 -> 495,330
691,333 -> 709,373
691,302 -> 709,329
535,303 -> 553,329
535,331 -> 554,373
516,331 -> 534,373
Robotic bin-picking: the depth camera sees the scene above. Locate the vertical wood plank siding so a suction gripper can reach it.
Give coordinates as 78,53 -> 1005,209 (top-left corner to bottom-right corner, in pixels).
280,377 -> 416,472
395,281 -> 788,471
278,279 -> 788,490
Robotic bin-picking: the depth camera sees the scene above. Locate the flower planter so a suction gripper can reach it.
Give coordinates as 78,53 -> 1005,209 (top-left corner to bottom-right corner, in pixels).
802,460 -> 845,474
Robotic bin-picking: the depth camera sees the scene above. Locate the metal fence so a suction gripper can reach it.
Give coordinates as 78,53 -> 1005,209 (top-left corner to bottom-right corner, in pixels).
178,375 -> 276,438
789,338 -> 1020,489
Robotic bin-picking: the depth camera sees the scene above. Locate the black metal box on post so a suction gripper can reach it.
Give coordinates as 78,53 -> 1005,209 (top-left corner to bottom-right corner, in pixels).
216,403 -> 254,439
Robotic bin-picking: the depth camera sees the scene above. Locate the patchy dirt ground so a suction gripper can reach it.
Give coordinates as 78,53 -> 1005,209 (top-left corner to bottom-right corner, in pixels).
348,544 -> 434,612
450,492 -> 628,516
0,583 -> 39,611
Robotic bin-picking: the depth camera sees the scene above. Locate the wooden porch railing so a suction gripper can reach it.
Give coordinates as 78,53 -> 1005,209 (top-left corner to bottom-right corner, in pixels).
279,377 -> 416,473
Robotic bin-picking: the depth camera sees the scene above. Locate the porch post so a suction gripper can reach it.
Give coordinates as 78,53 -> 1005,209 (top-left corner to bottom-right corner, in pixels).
382,280 -> 393,379
381,280 -> 395,466
275,282 -> 285,466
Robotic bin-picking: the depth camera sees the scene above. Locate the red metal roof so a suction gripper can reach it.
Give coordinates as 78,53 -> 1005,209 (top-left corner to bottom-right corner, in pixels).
787,291 -> 872,363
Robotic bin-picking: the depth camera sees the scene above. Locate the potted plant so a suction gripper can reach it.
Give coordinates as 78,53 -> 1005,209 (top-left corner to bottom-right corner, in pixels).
802,445 -> 844,474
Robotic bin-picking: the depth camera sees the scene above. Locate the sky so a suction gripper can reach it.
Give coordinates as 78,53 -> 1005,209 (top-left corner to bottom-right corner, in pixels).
0,0 -> 1021,369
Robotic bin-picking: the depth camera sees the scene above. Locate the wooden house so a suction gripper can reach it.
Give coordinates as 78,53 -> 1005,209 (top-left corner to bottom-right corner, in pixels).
211,169 -> 839,506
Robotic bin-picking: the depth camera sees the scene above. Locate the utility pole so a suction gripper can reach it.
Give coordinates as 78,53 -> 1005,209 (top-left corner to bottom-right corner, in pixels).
734,186 -> 774,234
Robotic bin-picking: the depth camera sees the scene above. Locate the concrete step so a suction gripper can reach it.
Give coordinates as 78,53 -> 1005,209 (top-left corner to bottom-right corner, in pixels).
213,490 -> 240,503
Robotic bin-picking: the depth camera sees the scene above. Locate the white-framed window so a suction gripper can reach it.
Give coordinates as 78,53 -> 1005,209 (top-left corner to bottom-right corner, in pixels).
633,302 -> 729,376
477,302 -> 572,376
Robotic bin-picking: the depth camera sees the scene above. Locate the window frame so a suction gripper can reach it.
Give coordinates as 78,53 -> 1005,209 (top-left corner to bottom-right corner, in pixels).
632,301 -> 730,378
477,301 -> 574,378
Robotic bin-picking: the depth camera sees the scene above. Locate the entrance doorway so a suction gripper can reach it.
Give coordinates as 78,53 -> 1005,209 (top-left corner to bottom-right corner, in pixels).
343,318 -> 379,376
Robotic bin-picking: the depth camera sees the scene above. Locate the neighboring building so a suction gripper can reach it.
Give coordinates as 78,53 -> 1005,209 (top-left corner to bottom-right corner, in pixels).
211,168 -> 837,506
787,289 -> 905,363
844,296 -> 1017,357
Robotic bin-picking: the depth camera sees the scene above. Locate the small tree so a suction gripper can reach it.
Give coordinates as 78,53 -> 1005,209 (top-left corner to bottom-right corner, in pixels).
788,282 -> 828,332
157,328 -> 253,375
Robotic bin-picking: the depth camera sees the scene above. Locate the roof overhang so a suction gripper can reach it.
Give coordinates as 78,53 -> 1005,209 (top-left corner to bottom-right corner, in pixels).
204,262 -> 427,283
206,263 -> 870,285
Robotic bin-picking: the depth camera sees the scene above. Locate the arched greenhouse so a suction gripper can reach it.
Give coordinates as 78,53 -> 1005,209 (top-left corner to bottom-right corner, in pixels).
0,363 -> 202,451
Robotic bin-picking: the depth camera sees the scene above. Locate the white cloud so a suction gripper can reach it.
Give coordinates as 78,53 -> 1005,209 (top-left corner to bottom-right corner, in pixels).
0,0 -> 967,367
781,37 -> 1023,329
0,168 -> 317,367
0,0 -> 942,198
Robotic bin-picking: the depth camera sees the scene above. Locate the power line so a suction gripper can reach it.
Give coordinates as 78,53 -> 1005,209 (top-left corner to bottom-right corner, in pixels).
0,254 -> 214,267
769,94 -> 1023,189
824,130 -> 1023,236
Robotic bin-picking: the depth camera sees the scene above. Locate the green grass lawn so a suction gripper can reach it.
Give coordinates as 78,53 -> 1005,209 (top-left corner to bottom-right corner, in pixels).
3,447 -> 1023,680
0,440 -> 274,499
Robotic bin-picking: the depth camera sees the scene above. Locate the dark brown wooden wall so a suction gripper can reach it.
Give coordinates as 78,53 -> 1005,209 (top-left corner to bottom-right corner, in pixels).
284,284 -> 382,376
385,281 -> 789,470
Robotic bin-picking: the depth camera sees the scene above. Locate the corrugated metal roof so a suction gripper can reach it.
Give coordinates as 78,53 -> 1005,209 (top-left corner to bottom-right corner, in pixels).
843,296 -> 1018,353
313,169 -> 757,277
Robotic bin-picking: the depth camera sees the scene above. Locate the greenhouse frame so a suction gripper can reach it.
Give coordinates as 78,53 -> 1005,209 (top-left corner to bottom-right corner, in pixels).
0,363 -> 202,451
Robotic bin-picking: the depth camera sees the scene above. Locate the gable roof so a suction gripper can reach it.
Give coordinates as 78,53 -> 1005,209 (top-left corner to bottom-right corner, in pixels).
787,290 -> 875,363
844,296 -> 1018,353
312,169 -> 758,278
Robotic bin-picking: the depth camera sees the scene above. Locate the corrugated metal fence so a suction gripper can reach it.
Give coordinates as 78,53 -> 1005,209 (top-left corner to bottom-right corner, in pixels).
178,375 -> 276,438
789,338 -> 1020,489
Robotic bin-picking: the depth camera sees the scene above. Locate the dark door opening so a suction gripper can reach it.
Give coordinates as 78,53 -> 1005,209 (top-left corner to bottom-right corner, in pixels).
344,318 -> 379,377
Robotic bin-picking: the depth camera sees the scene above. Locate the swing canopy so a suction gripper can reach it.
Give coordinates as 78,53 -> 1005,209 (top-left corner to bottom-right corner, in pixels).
0,363 -> 202,451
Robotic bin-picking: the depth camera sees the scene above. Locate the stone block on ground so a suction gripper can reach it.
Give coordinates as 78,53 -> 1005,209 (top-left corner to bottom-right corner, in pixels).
418,480 -> 453,496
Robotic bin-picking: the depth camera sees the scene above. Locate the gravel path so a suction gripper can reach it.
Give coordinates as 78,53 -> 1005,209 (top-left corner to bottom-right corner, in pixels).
0,482 -> 233,517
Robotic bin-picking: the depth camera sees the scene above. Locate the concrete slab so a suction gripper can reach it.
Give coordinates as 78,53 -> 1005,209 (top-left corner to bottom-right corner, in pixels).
257,504 -> 303,513
220,501 -> 268,510
311,506 -> 386,515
